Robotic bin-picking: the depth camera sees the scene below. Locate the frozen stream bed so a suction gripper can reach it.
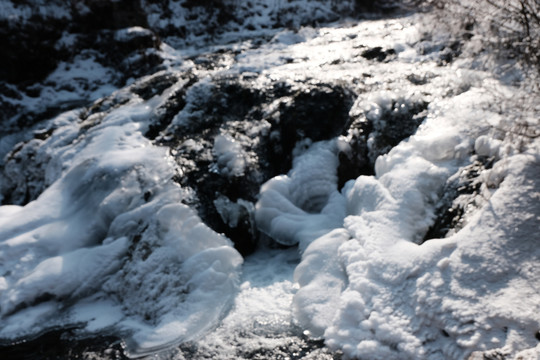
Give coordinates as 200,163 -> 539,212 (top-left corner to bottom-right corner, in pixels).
176,246 -> 338,359
0,3 -> 539,359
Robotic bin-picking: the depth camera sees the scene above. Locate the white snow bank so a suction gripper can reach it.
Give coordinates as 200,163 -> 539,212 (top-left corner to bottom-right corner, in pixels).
256,81 -> 540,358
326,151 -> 540,359
0,85 -> 242,355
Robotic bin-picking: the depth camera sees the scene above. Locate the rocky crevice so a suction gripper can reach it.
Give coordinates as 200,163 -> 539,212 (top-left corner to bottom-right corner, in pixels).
423,155 -> 497,242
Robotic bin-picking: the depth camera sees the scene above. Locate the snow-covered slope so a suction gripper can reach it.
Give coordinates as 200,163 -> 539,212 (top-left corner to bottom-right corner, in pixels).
0,1 -> 539,359
0,90 -> 243,356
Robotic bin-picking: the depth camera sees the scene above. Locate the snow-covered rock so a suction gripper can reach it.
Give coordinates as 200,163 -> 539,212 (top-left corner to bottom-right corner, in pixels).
1,1 -> 539,359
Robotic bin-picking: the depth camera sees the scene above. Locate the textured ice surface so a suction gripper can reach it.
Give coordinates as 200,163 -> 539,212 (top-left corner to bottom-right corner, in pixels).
0,87 -> 242,355
255,140 -> 346,249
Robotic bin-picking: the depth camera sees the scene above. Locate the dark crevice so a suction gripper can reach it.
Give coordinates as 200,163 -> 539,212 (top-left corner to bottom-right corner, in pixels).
338,98 -> 429,189
0,328 -> 128,360
423,157 -> 495,242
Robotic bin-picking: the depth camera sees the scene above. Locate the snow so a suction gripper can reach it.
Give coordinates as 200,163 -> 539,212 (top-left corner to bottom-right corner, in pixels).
1,3 -> 539,359
284,141 -> 540,358
255,140 -> 346,249
475,135 -> 502,158
212,135 -> 247,177
251,13 -> 539,359
2,237 -> 129,315
0,82 -> 243,354
191,248 -> 301,357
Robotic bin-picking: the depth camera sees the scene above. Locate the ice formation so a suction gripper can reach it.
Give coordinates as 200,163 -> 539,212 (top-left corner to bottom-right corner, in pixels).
256,88 -> 540,359
0,2 -> 539,359
212,135 -> 247,177
0,88 -> 242,355
255,140 -> 346,249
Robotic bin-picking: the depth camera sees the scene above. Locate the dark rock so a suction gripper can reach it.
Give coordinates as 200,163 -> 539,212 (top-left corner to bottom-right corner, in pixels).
0,0 -> 149,85
0,16 -> 66,84
337,116 -> 373,188
406,72 -> 435,85
423,158 -> 495,242
131,72 -> 181,101
437,40 -> 462,65
146,72 -> 355,255
367,99 -> 428,160
70,0 -> 149,32
144,73 -> 199,140
354,0 -> 399,13
338,96 -> 429,188
0,0 -> 163,129
267,83 -> 355,175
0,328 -> 128,360
81,90 -> 133,122
0,139 -> 50,206
361,46 -> 396,62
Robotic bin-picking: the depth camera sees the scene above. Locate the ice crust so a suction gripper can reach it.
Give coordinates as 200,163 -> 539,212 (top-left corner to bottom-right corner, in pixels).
0,87 -> 242,355
256,140 -> 345,249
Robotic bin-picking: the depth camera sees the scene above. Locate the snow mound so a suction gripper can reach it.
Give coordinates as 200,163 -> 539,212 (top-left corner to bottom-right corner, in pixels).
257,85 -> 540,358
0,87 -> 242,355
255,140 -> 346,249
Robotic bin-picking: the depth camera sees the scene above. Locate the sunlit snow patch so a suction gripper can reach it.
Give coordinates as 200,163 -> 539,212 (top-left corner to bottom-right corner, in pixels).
0,89 -> 242,355
256,85 -> 540,359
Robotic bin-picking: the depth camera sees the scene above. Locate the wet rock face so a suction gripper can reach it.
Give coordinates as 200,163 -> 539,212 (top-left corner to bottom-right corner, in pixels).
153,74 -> 355,255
